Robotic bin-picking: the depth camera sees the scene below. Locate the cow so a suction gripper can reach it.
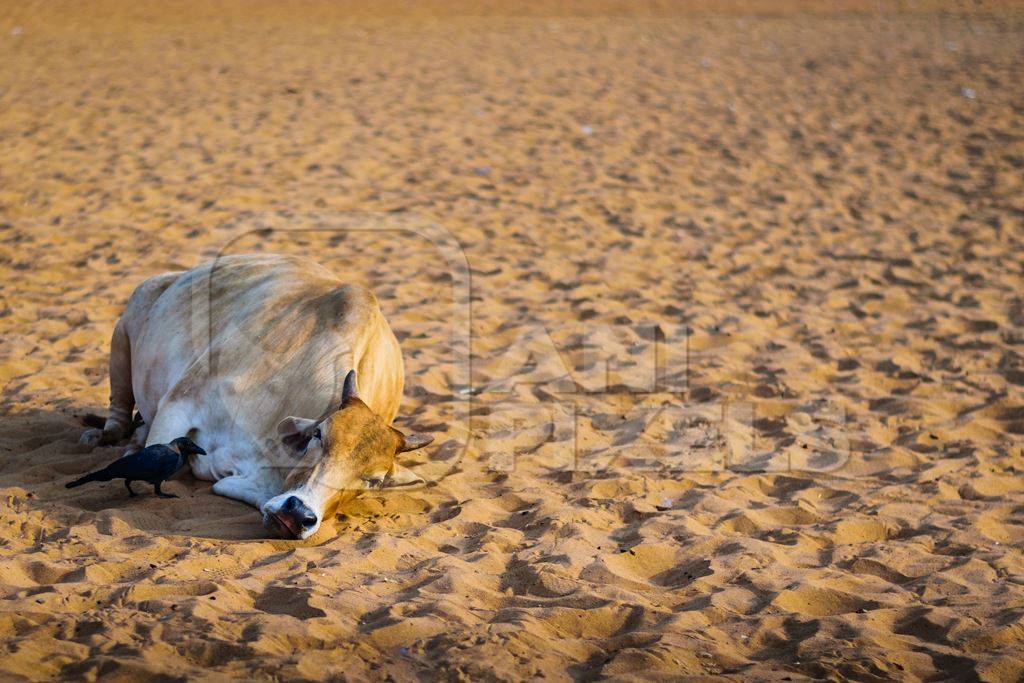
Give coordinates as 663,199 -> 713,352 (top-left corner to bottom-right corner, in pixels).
78,253 -> 433,539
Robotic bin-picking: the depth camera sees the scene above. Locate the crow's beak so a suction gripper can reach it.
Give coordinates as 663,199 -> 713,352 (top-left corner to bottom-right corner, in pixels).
194,446 -> 207,456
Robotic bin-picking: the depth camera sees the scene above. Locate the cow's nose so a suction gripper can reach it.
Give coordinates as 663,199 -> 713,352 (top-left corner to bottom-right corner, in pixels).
280,496 -> 317,532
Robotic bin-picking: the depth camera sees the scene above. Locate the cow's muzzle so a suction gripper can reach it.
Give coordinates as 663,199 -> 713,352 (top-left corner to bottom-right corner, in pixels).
266,495 -> 318,539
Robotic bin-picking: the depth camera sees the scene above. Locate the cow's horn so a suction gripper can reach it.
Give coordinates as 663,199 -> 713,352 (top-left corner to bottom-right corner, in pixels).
399,433 -> 434,452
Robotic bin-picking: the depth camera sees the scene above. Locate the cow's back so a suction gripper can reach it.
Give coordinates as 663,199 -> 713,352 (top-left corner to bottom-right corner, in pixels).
128,254 -> 403,450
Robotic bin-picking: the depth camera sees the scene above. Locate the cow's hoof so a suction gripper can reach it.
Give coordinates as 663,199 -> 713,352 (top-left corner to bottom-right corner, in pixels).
78,428 -> 102,449
80,423 -> 126,449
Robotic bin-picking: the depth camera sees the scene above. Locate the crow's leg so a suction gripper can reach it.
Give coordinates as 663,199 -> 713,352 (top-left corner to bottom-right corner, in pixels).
125,480 -> 136,496
153,481 -> 177,499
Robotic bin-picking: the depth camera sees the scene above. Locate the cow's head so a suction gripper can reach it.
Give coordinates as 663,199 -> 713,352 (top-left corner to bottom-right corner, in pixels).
262,370 -> 432,539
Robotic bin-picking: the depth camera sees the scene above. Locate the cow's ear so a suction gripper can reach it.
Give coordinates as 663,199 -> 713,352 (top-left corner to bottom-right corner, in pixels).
341,369 -> 359,404
386,464 -> 425,488
277,416 -> 318,451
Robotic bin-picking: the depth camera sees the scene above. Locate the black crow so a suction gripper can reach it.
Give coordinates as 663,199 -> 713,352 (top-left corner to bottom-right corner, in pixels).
66,437 -> 206,498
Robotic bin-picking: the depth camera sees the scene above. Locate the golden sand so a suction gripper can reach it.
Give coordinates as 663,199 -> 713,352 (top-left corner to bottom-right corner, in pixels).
1,1 -> 1022,679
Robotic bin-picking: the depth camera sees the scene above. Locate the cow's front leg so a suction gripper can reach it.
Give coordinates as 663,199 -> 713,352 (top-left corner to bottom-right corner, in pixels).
212,475 -> 277,509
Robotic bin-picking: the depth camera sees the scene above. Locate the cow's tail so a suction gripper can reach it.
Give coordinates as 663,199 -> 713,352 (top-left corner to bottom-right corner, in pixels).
81,414 -> 106,429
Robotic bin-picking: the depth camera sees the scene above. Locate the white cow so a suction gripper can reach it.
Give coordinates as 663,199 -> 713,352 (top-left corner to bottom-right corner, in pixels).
80,253 -> 432,539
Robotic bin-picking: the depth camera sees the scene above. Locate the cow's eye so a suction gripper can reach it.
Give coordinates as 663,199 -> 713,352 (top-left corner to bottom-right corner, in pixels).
312,427 -> 322,441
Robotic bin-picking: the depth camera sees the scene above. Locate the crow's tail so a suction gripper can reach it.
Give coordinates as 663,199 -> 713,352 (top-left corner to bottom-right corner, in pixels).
65,468 -> 111,489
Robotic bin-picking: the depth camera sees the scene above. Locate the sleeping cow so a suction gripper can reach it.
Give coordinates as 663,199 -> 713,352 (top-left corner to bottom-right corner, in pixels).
79,253 -> 432,539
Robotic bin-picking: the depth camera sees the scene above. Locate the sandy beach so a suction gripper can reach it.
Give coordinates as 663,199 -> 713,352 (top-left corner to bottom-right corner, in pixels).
1,1 -> 1023,679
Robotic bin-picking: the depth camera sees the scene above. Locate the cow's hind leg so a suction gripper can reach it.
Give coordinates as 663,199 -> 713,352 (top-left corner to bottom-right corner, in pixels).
81,318 -> 135,448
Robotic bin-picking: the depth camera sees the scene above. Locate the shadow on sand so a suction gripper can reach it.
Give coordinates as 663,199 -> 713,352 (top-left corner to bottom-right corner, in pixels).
0,406 -> 273,542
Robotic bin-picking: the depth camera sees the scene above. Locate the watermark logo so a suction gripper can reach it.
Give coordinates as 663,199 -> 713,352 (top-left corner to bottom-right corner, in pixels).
79,210 -> 853,483
469,317 -> 851,476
